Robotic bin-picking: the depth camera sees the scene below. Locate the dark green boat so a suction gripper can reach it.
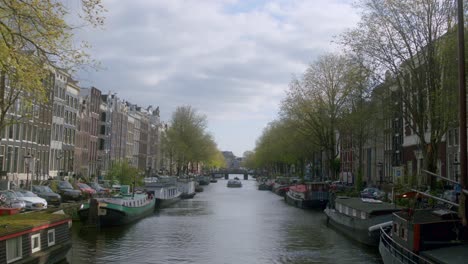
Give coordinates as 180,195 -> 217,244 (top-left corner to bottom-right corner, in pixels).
78,192 -> 155,227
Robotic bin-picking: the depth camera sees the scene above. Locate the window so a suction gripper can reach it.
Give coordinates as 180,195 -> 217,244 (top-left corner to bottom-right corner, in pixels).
47,229 -> 55,247
8,125 -> 13,139
31,233 -> 41,253
360,211 -> 366,220
400,226 -> 407,241
6,236 -> 22,263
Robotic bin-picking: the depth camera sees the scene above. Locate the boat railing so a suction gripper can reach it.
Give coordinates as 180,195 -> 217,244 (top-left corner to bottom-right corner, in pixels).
379,227 -> 434,264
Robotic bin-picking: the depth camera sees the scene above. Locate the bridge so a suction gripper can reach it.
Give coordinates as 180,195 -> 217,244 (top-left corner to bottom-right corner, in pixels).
211,169 -> 254,180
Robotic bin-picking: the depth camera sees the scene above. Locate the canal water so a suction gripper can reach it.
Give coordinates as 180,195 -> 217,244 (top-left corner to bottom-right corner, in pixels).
67,175 -> 381,264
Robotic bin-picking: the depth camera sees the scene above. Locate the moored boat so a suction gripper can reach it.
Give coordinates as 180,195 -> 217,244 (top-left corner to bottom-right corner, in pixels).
145,176 -> 182,209
379,208 -> 468,264
197,175 -> 211,186
324,197 -> 400,246
227,179 -> 242,188
0,211 -> 72,264
177,177 -> 196,199
78,190 -> 155,227
258,182 -> 271,191
285,182 -> 329,209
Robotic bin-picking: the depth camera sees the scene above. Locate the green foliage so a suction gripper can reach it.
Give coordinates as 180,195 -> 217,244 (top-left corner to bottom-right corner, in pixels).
335,188 -> 360,198
161,106 -> 224,174
331,158 -> 341,176
341,0 -> 457,185
106,161 -> 142,186
48,180 -> 59,193
0,0 -> 105,130
355,171 -> 363,191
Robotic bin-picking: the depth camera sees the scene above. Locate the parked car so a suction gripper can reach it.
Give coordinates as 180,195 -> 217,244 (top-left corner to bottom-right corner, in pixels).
32,185 -> 62,206
0,190 -> 26,210
75,183 -> 96,197
14,190 -> 47,210
88,182 -> 110,195
360,187 -> 385,200
330,181 -> 347,191
51,180 -> 82,201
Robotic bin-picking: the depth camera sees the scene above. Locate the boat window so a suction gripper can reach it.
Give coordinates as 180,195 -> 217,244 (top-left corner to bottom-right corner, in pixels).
360,211 -> 366,220
6,236 -> 22,263
352,209 -> 357,217
393,223 -> 399,235
344,206 -> 349,215
400,226 -> 407,241
48,229 -> 55,247
31,233 -> 41,253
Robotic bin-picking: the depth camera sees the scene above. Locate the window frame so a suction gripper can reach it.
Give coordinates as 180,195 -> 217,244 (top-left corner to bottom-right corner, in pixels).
6,236 -> 23,263
31,233 -> 41,253
47,229 -> 55,247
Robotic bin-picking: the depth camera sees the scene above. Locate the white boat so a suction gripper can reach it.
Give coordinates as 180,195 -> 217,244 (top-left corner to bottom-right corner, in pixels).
144,176 -> 181,208
177,177 -> 196,199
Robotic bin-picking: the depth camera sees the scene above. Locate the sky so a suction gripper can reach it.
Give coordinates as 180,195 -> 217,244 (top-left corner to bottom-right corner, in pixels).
75,0 -> 360,157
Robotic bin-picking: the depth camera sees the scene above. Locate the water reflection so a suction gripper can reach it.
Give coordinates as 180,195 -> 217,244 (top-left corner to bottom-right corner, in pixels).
68,175 -> 381,264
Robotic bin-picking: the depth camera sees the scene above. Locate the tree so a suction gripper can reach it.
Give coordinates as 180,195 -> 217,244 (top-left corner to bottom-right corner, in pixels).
247,118 -> 317,178
0,0 -> 105,130
281,54 -> 355,180
107,161 -> 142,187
338,56 -> 380,189
161,106 -> 224,175
341,0 -> 458,186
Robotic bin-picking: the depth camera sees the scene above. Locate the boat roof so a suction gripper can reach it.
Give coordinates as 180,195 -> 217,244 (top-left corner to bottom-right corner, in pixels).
335,197 -> 400,214
420,244 -> 468,264
228,179 -> 241,182
394,209 -> 460,224
0,211 -> 70,238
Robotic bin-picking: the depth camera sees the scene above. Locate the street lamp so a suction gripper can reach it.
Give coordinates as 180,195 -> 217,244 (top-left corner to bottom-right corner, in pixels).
24,153 -> 32,191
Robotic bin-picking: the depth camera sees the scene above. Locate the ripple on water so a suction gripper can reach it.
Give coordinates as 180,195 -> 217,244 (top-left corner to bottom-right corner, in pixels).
68,179 -> 382,264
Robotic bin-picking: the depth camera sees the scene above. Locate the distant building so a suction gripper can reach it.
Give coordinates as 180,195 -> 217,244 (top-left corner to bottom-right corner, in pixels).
222,151 -> 241,169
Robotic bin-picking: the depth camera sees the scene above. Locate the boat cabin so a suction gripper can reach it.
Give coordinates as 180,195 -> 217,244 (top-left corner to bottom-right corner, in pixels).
332,197 -> 400,220
0,212 -> 71,264
391,209 -> 467,254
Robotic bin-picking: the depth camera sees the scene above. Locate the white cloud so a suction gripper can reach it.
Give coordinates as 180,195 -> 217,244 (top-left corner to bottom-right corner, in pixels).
75,0 -> 359,155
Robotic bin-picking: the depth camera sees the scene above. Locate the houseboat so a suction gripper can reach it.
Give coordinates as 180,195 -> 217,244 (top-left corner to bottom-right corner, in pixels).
324,197 -> 400,246
177,177 -> 196,199
0,211 -> 72,264
285,182 -> 329,209
78,188 -> 155,227
145,176 -> 181,209
379,208 -> 468,263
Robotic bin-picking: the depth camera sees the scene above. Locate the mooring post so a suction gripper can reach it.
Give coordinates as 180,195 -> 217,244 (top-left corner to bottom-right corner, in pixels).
224,173 -> 229,180
244,174 -> 248,180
